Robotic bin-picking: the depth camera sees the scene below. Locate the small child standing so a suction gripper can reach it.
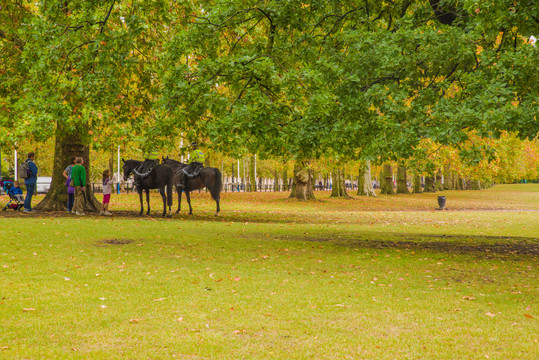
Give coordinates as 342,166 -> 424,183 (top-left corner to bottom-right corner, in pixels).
100,169 -> 114,216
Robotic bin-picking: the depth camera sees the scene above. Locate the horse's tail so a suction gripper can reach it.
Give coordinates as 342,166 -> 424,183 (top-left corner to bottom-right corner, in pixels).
210,168 -> 222,201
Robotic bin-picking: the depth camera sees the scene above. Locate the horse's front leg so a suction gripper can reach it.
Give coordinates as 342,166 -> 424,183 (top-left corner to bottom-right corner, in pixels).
145,188 -> 151,215
138,189 -> 144,216
175,187 -> 182,214
185,190 -> 193,215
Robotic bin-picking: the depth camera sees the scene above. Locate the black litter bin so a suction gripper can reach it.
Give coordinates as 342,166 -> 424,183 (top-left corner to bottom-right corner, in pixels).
437,196 -> 446,210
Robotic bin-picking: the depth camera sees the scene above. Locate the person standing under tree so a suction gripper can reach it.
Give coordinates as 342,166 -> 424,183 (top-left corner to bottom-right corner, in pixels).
71,157 -> 87,216
63,156 -> 76,213
23,152 -> 38,212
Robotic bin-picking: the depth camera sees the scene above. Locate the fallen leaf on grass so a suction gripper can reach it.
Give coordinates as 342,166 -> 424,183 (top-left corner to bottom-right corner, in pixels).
129,318 -> 143,323
485,312 -> 497,317
462,296 -> 476,301
233,330 -> 246,334
22,308 -> 35,312
523,314 -> 534,319
153,298 -> 166,302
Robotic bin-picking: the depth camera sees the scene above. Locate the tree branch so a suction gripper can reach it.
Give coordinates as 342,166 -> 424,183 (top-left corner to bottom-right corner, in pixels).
228,77 -> 253,114
99,0 -> 116,34
46,40 -> 95,97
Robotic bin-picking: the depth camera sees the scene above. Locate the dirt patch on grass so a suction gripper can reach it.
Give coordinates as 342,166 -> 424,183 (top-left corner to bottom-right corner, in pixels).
97,238 -> 133,246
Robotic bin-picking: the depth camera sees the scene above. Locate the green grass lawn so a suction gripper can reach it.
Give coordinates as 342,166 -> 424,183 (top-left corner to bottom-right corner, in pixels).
0,184 -> 537,359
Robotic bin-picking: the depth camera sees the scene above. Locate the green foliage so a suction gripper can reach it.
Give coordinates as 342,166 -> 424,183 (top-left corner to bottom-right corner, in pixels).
0,0 -> 173,151
1,0 -> 537,172
158,0 -> 538,164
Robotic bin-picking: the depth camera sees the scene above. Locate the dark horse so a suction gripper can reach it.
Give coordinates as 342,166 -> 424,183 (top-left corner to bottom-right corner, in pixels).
162,158 -> 222,216
122,159 -> 174,217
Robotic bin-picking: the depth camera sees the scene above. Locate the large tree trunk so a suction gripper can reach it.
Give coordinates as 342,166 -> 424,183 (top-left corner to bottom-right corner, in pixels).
357,160 -> 376,196
443,165 -> 454,190
379,163 -> 395,195
456,175 -> 464,190
412,173 -> 422,193
423,173 -> 436,192
330,167 -> 351,198
435,169 -> 443,191
396,164 -> 410,194
470,179 -> 482,190
289,160 -> 315,200
35,126 -> 100,212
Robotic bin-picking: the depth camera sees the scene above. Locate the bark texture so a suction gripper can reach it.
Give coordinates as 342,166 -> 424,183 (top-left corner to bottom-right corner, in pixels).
379,164 -> 395,195
470,180 -> 482,190
412,173 -> 422,193
273,167 -> 279,191
289,160 -> 315,200
435,169 -> 443,191
456,176 -> 464,190
396,164 -> 410,194
357,161 -> 376,196
423,174 -> 436,193
443,166 -> 454,190
35,127 -> 100,212
330,167 -> 351,198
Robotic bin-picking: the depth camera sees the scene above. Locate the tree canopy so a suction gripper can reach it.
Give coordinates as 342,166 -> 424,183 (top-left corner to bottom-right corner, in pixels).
157,0 -> 538,163
1,1 -> 538,200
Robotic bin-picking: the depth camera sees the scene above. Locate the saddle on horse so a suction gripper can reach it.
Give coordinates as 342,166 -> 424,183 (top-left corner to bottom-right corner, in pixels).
179,162 -> 203,188
133,159 -> 158,187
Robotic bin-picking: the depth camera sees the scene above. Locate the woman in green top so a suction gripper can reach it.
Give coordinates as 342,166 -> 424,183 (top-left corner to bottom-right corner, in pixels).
71,157 -> 87,215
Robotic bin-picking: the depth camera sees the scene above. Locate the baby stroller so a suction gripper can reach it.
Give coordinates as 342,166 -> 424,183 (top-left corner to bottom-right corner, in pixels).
2,180 -> 24,211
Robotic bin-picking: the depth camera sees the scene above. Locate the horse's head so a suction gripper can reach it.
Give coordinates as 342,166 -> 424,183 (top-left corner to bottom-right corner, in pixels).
122,159 -> 138,181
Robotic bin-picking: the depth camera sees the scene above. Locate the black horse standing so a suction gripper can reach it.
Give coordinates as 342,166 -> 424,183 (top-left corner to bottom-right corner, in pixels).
122,159 -> 174,217
162,158 -> 222,216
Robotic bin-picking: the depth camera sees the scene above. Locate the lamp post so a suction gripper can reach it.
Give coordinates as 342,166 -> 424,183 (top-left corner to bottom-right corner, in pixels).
117,145 -> 121,194
14,146 -> 18,180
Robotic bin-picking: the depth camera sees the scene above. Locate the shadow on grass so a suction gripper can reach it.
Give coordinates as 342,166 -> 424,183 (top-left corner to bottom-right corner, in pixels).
279,233 -> 539,258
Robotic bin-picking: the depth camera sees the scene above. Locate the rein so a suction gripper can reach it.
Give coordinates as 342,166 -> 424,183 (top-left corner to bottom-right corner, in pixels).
133,167 -> 153,178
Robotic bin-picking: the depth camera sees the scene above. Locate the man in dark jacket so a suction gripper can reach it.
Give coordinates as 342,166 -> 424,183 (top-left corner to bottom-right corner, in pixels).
23,152 -> 38,212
